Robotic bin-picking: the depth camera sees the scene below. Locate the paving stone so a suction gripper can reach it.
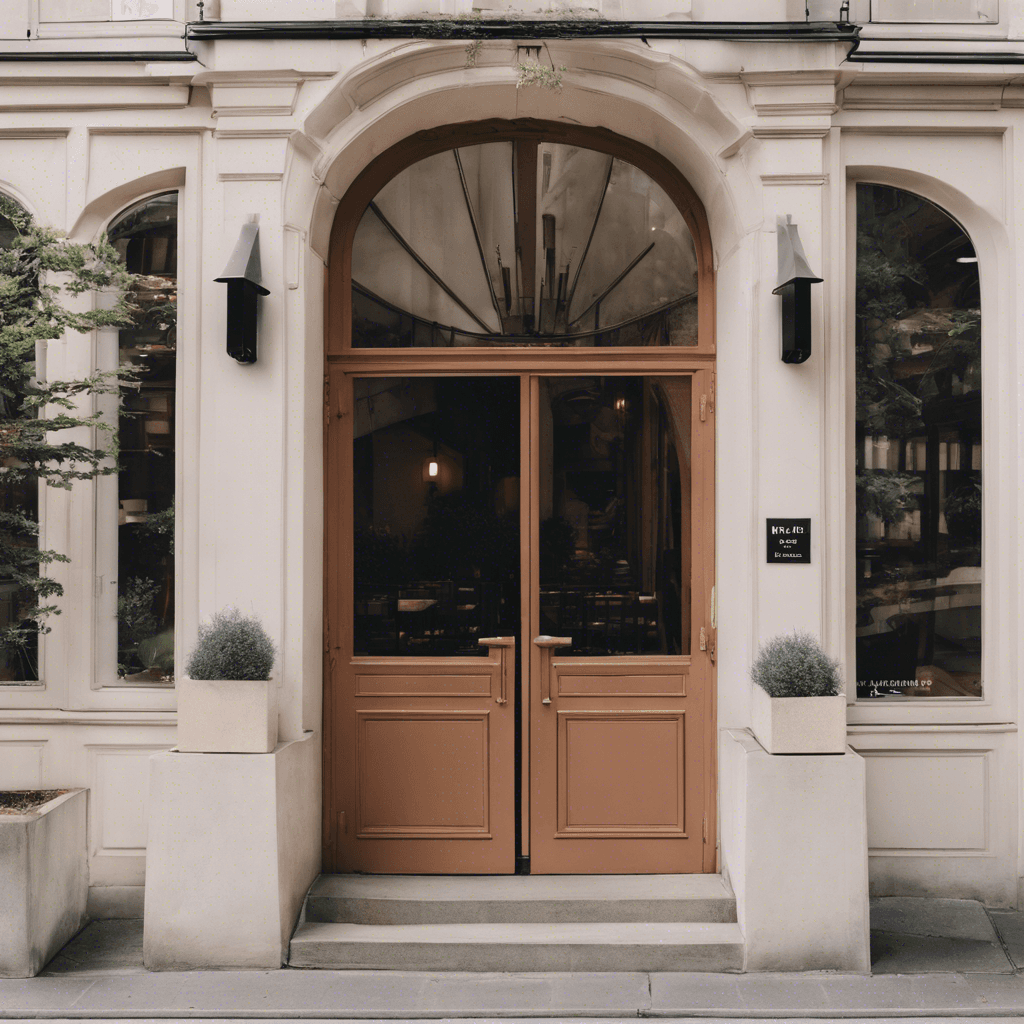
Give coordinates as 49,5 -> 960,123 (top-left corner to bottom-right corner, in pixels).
959,971 -> 1024,1011
648,971 -> 745,1013
734,973 -> 832,1011
990,910 -> 1024,970
871,931 -> 1013,974
170,970 -> 431,1014
66,971 -> 190,1012
906,971 -> 983,1012
41,920 -> 145,976
871,898 -> 998,942
818,973 -> 926,1011
419,971 -> 650,1015
0,976 -> 97,1010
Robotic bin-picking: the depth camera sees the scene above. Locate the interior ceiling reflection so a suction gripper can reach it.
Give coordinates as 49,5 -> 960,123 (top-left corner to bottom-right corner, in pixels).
351,141 -> 699,346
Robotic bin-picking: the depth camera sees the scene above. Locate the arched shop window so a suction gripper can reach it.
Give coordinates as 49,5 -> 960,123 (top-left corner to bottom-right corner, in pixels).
855,184 -> 982,700
106,193 -> 177,682
351,141 -> 700,347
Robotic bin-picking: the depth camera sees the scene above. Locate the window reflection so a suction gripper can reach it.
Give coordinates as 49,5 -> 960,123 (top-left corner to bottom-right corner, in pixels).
351,142 -> 699,348
353,378 -> 520,656
539,377 -> 690,656
855,184 -> 981,699
108,193 -> 176,682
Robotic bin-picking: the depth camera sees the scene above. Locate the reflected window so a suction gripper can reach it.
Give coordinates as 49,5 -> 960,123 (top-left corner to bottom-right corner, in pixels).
539,377 -> 690,656
108,193 -> 177,681
0,202 -> 40,681
855,184 -> 981,699
352,142 -> 699,348
353,377 -> 520,656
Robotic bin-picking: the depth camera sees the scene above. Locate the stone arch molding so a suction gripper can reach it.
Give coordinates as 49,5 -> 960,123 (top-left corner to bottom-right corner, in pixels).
846,164 -> 1005,258
70,167 -> 186,244
298,38 -> 758,261
0,180 -> 39,222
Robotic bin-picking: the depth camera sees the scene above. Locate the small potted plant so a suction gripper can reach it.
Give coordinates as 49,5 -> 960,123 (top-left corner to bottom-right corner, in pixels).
750,631 -> 846,754
177,608 -> 277,754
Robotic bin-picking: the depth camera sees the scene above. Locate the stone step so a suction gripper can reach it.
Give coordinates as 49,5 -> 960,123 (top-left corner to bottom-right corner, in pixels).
288,920 -> 745,972
303,873 -> 737,925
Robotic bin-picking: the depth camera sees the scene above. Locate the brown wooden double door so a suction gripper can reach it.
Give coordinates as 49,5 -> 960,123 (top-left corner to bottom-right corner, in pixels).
326,371 -> 715,874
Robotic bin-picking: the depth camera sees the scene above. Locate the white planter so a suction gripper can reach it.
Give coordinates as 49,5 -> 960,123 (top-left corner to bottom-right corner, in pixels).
750,685 -> 847,754
0,789 -> 88,978
177,677 -> 278,753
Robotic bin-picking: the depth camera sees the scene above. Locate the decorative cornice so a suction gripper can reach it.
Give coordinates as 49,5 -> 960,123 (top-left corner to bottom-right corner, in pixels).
761,173 -> 829,186
0,710 -> 177,726
89,126 -> 209,135
842,82 -> 1003,111
751,126 -> 831,138
0,128 -> 70,138
217,172 -> 284,181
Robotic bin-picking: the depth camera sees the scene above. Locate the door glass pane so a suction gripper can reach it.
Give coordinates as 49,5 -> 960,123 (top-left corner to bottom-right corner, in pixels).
351,142 -> 699,348
353,377 -> 520,656
855,184 -> 982,699
539,376 -> 691,656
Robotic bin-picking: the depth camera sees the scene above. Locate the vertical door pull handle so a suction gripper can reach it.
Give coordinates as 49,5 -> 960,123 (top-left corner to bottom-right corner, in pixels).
533,636 -> 571,705
479,637 -> 515,705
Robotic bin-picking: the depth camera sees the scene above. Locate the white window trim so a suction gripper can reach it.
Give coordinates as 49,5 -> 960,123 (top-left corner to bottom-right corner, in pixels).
840,168 -> 1014,728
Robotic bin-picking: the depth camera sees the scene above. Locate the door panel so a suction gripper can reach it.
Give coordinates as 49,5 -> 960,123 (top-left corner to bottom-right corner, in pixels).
343,643 -> 515,870
333,375 -> 519,874
529,373 -> 711,874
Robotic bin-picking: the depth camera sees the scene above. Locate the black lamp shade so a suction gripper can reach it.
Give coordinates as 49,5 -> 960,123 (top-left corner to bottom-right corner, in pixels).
777,278 -> 813,364
225,280 -> 261,364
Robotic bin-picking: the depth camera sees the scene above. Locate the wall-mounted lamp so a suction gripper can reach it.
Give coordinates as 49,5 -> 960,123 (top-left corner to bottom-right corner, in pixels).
426,460 -> 440,480
773,215 -> 823,365
215,216 -> 270,365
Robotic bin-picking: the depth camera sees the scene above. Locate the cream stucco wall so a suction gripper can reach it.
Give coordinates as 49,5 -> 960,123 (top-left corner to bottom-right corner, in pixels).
0,8 -> 1021,920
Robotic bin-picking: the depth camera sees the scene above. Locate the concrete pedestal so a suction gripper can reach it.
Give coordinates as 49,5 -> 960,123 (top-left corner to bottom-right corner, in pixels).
720,728 -> 871,972
0,790 -> 87,978
143,732 -> 320,970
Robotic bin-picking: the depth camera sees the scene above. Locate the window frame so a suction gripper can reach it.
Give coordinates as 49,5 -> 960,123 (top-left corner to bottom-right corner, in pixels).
844,173 -> 1010,728
93,190 -> 180,693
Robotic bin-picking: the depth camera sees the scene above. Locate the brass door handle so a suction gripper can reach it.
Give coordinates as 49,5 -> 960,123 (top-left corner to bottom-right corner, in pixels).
533,636 -> 571,705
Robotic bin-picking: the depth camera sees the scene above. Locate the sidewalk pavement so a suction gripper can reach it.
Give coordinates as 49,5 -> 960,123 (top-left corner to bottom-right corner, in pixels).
1,898 -> 1023,1020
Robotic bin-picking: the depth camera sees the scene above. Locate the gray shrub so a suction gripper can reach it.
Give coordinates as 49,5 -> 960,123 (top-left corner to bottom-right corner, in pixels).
751,631 -> 841,698
185,608 -> 276,681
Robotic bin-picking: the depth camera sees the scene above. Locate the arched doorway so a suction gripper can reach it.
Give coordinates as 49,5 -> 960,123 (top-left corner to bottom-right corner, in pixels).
324,119 -> 717,875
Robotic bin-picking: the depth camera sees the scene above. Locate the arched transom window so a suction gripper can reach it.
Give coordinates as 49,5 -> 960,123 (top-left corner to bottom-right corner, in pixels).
351,141 -> 700,347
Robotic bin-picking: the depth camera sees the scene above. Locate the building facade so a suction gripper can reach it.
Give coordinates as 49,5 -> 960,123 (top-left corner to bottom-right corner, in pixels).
0,0 -> 1020,971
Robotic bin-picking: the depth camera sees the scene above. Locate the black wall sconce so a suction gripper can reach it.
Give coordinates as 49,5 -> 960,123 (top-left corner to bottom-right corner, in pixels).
773,215 -> 822,364
215,217 -> 269,364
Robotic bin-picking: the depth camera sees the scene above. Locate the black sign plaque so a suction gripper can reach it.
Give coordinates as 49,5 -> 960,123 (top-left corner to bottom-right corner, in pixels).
767,518 -> 811,563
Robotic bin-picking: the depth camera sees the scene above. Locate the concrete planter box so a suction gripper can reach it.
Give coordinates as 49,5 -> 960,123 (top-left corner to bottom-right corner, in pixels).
0,789 -> 88,978
177,677 -> 277,753
750,686 -> 846,754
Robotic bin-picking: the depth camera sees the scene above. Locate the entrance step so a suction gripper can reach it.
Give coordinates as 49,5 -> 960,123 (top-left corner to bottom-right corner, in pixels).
288,920 -> 744,972
289,874 -> 743,972
302,873 -> 737,925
